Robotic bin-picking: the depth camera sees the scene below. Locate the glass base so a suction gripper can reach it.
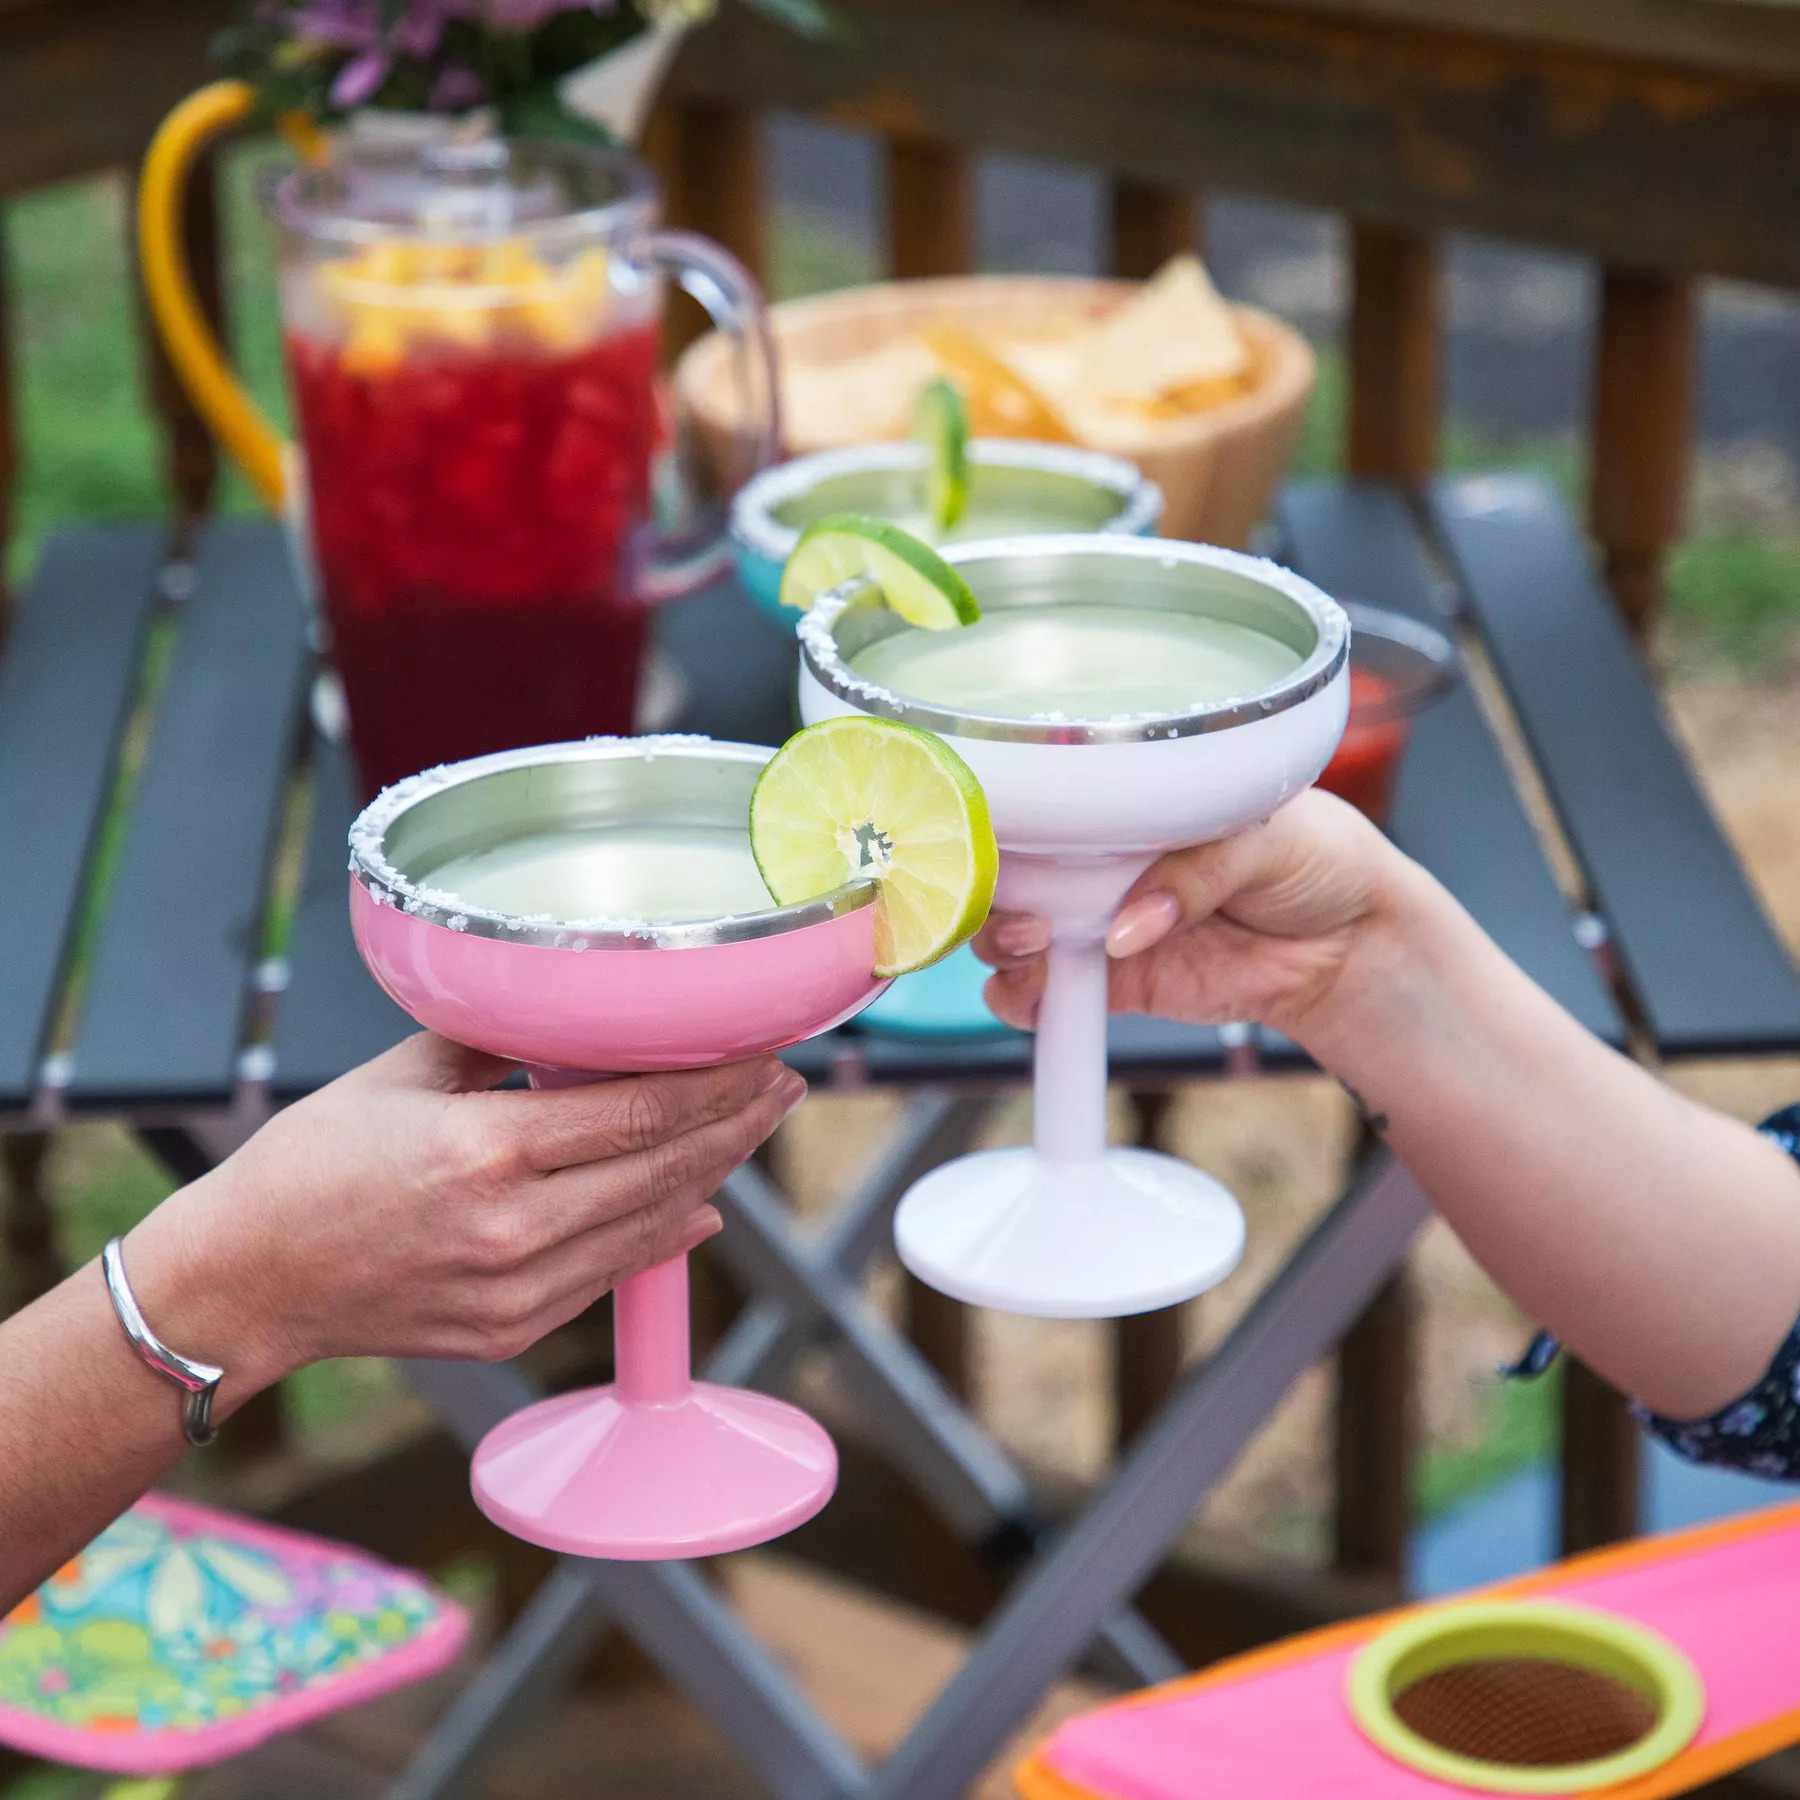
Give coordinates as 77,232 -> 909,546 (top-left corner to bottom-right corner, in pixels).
893,1146 -> 1246,1319
470,1380 -> 837,1560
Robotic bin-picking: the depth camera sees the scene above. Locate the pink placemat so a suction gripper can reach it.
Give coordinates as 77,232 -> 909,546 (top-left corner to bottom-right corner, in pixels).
1030,1502 -> 1800,1800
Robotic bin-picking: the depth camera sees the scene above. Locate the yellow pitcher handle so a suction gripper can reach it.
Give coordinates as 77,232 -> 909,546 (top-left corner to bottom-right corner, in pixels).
139,80 -> 291,508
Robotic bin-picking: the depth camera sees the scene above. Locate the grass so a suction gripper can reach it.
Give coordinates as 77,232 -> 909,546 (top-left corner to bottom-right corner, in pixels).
768,208 -> 881,302
0,1771 -> 88,1800
1666,528 -> 1800,660
6,177 -> 166,577
1416,1366 -> 1562,1523
4,148 -> 289,584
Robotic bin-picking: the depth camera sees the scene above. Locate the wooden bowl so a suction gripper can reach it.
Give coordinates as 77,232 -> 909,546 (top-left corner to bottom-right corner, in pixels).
674,274 -> 1316,549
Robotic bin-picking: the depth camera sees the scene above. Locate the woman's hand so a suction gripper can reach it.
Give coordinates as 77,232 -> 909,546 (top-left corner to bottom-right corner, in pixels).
117,1033 -> 804,1404
977,789 -> 1410,1042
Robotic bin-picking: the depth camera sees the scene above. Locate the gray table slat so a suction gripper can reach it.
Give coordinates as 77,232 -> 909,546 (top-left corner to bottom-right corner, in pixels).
0,529 -> 164,1107
1280,479 -> 1624,1047
1429,474 -> 1800,1057
269,736 -> 414,1102
70,520 -> 310,1108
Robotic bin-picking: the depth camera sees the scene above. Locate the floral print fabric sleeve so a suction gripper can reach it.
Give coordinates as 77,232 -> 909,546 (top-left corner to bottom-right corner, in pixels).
1505,1103 -> 1800,1482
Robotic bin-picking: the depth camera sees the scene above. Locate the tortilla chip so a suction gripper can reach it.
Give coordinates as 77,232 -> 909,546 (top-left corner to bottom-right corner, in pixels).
1071,254 -> 1247,406
918,323 -> 1076,442
768,258 -> 1258,454
781,334 -> 939,448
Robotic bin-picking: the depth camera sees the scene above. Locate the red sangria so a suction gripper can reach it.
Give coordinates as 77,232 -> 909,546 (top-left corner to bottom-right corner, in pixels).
1317,668 -> 1410,822
1315,606 -> 1458,827
290,295 -> 661,794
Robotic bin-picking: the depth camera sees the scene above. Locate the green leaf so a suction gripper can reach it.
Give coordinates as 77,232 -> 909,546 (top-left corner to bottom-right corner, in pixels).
498,86 -> 621,145
532,7 -> 648,79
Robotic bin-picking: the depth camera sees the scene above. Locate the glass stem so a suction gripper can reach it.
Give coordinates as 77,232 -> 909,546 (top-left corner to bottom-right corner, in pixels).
1033,930 -> 1110,1165
528,1063 -> 695,1408
614,1257 -> 692,1406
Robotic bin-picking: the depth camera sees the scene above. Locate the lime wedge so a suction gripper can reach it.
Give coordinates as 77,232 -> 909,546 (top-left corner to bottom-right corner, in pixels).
750,716 -> 998,977
778,514 -> 981,628
914,375 -> 970,533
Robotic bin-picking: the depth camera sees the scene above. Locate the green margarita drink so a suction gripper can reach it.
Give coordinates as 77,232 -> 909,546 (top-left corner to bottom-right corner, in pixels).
848,603 -> 1302,721
731,441 -> 1162,626
425,823 -> 775,925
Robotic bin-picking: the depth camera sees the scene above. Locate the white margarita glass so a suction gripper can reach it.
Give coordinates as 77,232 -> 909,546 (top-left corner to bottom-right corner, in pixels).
797,536 -> 1350,1318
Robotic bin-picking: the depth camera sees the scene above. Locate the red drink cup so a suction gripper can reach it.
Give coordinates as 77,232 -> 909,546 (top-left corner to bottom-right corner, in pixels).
1316,604 -> 1458,827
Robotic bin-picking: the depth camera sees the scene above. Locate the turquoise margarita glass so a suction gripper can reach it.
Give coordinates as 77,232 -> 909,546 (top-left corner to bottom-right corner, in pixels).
735,439 -> 1161,1040
730,439 -> 1162,629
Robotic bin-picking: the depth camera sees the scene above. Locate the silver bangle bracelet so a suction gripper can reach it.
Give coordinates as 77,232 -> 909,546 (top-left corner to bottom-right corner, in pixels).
101,1237 -> 224,1448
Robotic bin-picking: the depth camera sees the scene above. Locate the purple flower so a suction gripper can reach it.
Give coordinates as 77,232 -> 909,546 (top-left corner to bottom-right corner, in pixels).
329,45 -> 392,104
277,0 -> 621,115
391,0 -> 472,57
287,0 -> 381,47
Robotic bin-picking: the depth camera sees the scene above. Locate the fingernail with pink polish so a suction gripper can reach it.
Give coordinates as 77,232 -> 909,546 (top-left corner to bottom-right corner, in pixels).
996,916 -> 1052,958
1106,891 -> 1180,958
775,1069 -> 808,1111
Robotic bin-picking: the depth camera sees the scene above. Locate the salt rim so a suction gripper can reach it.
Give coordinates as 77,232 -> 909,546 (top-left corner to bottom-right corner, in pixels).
797,534 -> 1350,746
729,439 -> 1164,566
348,734 -> 876,952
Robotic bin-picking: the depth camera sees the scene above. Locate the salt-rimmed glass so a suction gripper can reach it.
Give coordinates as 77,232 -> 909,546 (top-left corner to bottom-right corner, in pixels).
798,536 -> 1349,1320
348,736 -> 883,1558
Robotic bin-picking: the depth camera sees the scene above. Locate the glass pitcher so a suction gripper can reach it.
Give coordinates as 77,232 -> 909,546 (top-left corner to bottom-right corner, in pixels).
141,86 -> 778,797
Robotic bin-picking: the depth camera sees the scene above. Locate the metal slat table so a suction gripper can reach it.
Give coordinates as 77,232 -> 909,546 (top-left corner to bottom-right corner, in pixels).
1428,473 -> 1800,1055
0,529 -> 163,1108
3,479 -> 1797,1800
70,521 -> 311,1112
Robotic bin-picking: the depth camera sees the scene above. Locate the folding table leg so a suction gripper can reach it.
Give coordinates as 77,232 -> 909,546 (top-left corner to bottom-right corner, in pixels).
382,1446 -> 868,1800
711,1097 -> 1185,1684
589,1560 -> 869,1800
400,1355 -> 538,1446
716,1159 -> 1035,1548
383,1561 -> 606,1800
868,1151 -> 1431,1800
714,1155 -> 1187,1686
1085,1608 -> 1186,1690
713,1092 -> 994,1396
709,1159 -> 1188,1692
